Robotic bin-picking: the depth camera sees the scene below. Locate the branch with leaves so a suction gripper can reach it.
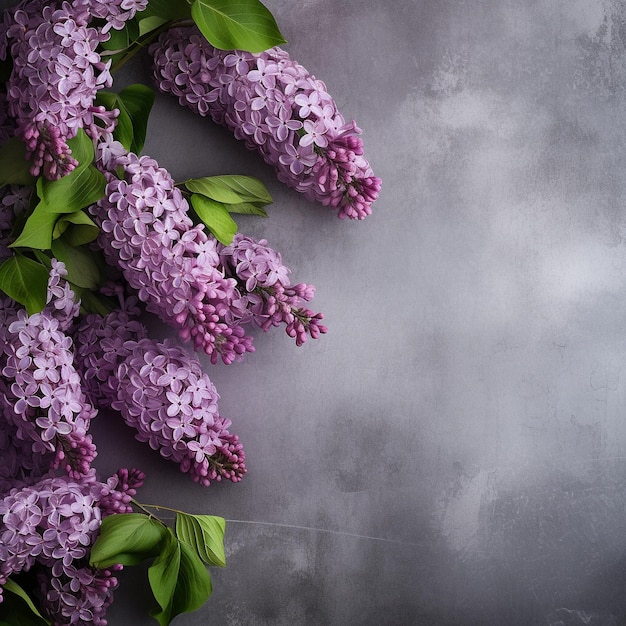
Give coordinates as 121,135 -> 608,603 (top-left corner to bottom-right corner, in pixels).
0,0 -> 379,623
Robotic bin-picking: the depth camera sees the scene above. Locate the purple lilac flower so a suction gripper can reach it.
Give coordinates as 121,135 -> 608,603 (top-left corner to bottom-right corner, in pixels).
71,0 -> 148,33
36,562 -> 120,626
150,26 -> 382,220
36,561 -> 122,626
74,310 -> 247,486
0,262 -> 96,477
0,469 -> 143,623
0,0 -> 119,179
219,234 -> 327,346
0,408 -> 54,495
0,476 -> 100,603
74,304 -> 147,404
91,147 -> 255,364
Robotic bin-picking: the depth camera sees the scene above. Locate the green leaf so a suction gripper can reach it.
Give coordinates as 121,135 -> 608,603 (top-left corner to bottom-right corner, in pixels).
0,255 -> 49,314
0,138 -> 36,188
99,19 -> 140,55
65,127 -> 95,168
142,0 -> 191,21
148,529 -> 213,626
50,238 -> 101,289
37,165 -> 106,215
96,85 -> 155,154
34,130 -> 106,214
9,205 -> 58,250
222,201 -> 268,216
175,513 -> 226,567
96,91 -> 134,152
185,175 -> 272,205
115,105 -> 135,153
89,513 -> 168,569
1,579 -> 50,625
118,84 -> 156,154
190,195 -> 238,245
79,289 -> 117,316
191,0 -> 286,52
52,210 -> 99,246
138,15 -> 168,36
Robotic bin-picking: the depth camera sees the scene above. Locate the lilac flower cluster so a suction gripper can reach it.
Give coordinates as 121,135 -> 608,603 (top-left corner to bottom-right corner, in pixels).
0,404 -> 53,494
150,26 -> 381,220
0,476 -> 102,601
91,147 -> 255,364
0,0 -> 145,179
0,261 -> 96,478
75,309 -> 246,486
36,562 -> 120,626
0,468 -> 143,625
219,234 -> 327,346
71,0 -> 148,33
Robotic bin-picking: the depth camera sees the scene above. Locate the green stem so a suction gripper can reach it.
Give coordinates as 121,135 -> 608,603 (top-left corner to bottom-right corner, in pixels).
130,498 -> 171,523
133,501 -> 185,516
109,19 -> 190,73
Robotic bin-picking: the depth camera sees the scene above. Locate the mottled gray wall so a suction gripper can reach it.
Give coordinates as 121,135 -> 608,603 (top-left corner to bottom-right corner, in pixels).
6,0 -> 626,624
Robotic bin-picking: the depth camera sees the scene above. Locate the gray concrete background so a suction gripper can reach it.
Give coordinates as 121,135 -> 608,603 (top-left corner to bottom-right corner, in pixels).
8,0 -> 626,624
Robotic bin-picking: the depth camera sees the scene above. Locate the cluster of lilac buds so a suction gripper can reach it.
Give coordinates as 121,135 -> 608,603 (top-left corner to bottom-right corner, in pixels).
0,468 -> 143,624
75,309 -> 246,486
219,234 -> 327,345
0,261 -> 97,478
150,26 -> 382,220
0,0 -> 147,179
92,147 -> 255,364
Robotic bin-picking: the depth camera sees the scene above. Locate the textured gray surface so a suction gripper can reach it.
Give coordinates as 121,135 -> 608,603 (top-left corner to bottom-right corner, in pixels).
8,0 -> 626,624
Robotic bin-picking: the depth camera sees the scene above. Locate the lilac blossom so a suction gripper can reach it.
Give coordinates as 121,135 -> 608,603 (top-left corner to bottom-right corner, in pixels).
0,262 -> 96,478
91,146 -> 255,364
71,0 -> 148,33
74,309 -> 246,487
36,562 -> 121,626
150,26 -> 382,220
0,468 -> 143,624
0,407 -> 54,495
219,234 -> 327,346
0,0 -> 123,179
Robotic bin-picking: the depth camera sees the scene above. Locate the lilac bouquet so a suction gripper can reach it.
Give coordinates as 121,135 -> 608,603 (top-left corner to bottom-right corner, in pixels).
0,0 -> 379,623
